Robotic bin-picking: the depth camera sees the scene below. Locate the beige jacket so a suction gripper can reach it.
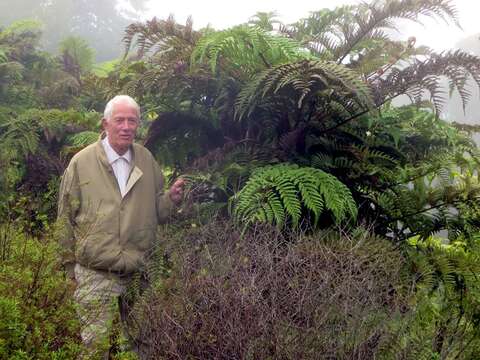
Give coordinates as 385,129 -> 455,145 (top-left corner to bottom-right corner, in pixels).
57,140 -> 173,276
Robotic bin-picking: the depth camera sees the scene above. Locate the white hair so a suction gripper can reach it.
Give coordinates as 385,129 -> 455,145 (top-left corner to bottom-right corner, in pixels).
103,95 -> 140,121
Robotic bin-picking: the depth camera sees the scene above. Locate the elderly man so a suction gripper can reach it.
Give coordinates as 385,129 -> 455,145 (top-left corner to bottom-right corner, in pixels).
57,95 -> 184,356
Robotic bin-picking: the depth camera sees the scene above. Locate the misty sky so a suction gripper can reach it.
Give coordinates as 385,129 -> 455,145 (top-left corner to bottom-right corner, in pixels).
143,0 -> 479,51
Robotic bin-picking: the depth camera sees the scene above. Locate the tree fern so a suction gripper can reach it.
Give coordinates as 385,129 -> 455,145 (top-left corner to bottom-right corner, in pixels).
58,36 -> 95,79
191,25 -> 307,75
371,50 -> 480,114
123,15 -> 199,59
248,11 -> 281,31
235,59 -> 373,121
233,164 -> 357,228
283,0 -> 458,64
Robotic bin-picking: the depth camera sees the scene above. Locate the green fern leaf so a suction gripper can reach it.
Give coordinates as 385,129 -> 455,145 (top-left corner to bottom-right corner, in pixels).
233,163 -> 357,228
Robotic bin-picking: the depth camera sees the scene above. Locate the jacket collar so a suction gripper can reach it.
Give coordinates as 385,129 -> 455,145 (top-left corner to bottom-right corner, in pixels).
95,135 -> 143,198
97,132 -> 137,169
102,136 -> 132,165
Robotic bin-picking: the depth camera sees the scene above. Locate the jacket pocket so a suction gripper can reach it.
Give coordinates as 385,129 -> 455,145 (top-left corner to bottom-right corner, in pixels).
75,231 -> 110,266
130,226 -> 156,252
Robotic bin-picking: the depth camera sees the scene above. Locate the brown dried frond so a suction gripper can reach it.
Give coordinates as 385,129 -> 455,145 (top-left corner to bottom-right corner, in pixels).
371,50 -> 480,114
123,15 -> 200,59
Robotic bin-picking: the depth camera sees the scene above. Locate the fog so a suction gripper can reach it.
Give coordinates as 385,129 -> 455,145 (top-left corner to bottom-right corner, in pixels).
0,0 -> 148,61
144,0 -> 479,51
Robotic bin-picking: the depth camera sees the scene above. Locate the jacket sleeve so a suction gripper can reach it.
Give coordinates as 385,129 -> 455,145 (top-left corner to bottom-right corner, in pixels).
153,160 -> 174,224
56,162 -> 81,278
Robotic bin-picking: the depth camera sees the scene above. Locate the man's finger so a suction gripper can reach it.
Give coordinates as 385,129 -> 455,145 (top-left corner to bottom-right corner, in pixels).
175,178 -> 186,186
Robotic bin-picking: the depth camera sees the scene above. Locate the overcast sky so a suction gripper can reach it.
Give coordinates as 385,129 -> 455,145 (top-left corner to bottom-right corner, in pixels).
144,0 -> 479,51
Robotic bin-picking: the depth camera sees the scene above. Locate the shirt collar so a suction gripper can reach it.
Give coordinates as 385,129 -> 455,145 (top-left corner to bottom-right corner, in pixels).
102,136 -> 132,164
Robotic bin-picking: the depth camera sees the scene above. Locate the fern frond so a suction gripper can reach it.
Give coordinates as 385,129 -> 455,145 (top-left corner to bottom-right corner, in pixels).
235,59 -> 373,121
66,131 -> 99,147
191,25 -> 307,77
0,114 -> 39,158
233,164 -> 357,228
372,50 -> 480,114
284,0 -> 458,65
123,15 -> 199,58
335,0 -> 458,63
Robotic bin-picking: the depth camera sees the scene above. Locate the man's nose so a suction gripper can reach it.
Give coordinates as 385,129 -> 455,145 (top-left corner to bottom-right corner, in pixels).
120,120 -> 134,130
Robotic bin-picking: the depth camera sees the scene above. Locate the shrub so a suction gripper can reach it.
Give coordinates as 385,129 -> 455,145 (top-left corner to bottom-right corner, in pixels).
0,224 -> 81,359
131,221 -> 410,359
382,237 -> 480,359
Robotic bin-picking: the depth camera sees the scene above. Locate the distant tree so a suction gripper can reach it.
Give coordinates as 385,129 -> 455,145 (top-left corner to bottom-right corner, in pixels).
58,36 -> 94,81
0,20 -> 83,108
0,20 -> 44,105
248,11 -> 281,31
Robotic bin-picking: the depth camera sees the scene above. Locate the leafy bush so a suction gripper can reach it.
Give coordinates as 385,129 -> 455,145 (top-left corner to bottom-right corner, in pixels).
386,236 -> 480,359
0,224 -> 81,359
0,107 -> 100,233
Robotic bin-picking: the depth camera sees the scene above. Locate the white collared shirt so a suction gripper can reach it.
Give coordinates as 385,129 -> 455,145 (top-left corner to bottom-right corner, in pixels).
102,136 -> 132,197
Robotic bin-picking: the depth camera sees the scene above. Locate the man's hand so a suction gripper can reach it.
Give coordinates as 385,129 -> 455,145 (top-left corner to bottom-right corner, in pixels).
169,178 -> 185,205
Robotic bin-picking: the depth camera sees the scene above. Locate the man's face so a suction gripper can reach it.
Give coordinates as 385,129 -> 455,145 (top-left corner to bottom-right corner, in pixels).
102,101 -> 139,154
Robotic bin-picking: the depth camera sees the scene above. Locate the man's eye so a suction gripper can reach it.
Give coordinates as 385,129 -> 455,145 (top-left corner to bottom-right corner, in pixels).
128,118 -> 137,124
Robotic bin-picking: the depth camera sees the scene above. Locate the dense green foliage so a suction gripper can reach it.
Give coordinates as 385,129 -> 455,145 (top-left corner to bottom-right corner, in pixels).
1,0 -> 480,358
0,225 -> 81,359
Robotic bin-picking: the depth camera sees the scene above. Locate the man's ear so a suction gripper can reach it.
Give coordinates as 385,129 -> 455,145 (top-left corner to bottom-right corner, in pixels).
101,118 -> 107,130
